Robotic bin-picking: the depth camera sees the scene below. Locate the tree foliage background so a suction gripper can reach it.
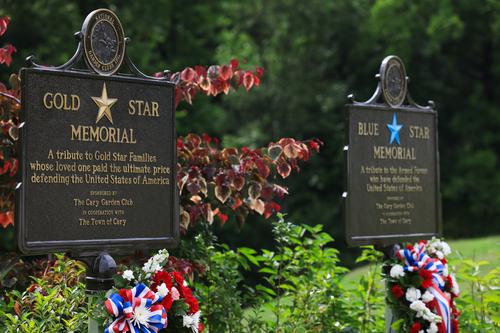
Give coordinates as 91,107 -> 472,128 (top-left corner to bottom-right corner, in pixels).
0,0 -> 498,263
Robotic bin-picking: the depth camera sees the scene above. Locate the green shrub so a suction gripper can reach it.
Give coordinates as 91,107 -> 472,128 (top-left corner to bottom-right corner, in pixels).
452,257 -> 500,331
346,246 -> 385,332
255,215 -> 352,332
197,243 -> 268,332
180,225 -> 269,333
0,254 -> 91,333
1,227 -> 498,333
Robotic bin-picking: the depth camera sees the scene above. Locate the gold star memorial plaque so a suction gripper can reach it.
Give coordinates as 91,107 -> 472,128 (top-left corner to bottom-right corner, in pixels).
16,9 -> 178,255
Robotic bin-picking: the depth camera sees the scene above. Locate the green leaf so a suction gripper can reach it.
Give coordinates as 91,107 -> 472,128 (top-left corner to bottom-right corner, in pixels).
258,267 -> 278,275
391,319 -> 404,330
279,283 -> 296,291
238,247 -> 261,266
256,284 -> 277,296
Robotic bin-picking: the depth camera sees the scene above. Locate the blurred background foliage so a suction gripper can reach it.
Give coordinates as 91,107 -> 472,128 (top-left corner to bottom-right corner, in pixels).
0,0 -> 498,265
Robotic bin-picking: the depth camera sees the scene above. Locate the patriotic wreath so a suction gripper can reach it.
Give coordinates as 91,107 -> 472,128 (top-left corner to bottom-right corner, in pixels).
384,238 -> 460,333
103,249 -> 203,333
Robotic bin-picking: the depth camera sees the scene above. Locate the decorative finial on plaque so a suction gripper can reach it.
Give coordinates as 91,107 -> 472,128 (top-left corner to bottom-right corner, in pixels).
82,9 -> 125,76
25,8 -> 170,81
380,56 -> 407,108
348,55 -> 434,110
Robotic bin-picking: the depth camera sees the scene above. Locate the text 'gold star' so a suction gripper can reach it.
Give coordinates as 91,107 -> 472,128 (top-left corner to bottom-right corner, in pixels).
92,83 -> 118,124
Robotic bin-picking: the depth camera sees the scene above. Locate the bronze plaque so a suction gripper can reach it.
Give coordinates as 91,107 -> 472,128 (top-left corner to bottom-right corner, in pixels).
344,105 -> 441,246
16,68 -> 178,254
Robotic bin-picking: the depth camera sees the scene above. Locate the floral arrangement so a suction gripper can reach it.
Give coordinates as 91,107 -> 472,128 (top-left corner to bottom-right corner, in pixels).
384,238 -> 460,333
103,249 -> 203,333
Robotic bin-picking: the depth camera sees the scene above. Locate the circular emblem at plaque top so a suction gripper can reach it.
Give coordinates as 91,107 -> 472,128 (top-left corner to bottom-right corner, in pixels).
380,55 -> 407,108
82,9 -> 125,76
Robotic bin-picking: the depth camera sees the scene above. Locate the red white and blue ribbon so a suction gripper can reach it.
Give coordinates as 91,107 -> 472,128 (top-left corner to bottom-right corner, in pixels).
397,242 -> 454,333
104,283 -> 168,333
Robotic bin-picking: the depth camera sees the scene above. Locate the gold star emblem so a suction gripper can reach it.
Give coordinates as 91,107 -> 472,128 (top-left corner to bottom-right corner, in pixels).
92,83 -> 117,124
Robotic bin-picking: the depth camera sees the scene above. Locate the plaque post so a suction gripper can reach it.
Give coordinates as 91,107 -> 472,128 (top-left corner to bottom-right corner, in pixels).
376,244 -> 401,333
75,252 -> 116,333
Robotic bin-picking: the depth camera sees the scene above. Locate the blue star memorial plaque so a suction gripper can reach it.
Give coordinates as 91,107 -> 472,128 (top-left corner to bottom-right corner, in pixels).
344,56 -> 441,246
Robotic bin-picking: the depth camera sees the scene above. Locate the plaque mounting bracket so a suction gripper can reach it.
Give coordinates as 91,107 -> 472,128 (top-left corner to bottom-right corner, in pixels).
26,32 -> 85,72
74,251 -> 117,293
347,55 -> 434,110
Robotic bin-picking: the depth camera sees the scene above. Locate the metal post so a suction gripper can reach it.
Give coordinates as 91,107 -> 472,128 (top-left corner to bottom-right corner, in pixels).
87,293 -> 101,333
385,305 -> 396,333
376,244 -> 400,333
75,251 -> 116,333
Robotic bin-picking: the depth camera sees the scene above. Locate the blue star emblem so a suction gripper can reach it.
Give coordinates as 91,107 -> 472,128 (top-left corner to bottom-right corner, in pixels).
387,113 -> 403,145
